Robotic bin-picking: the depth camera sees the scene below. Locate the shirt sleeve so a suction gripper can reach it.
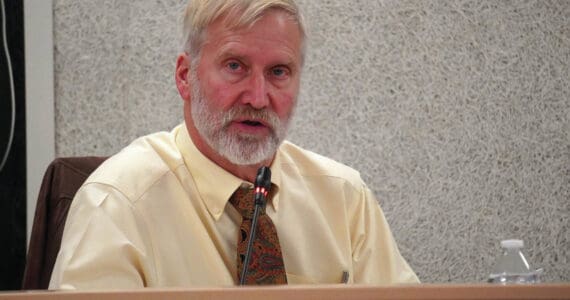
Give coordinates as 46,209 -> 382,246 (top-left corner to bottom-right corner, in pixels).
350,184 -> 420,284
49,183 -> 156,290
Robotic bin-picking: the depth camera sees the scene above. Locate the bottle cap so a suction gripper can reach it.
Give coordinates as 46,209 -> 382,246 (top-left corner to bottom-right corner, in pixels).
501,239 -> 524,248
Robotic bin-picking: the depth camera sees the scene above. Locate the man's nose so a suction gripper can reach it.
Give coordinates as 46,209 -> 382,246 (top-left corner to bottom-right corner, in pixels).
242,71 -> 269,109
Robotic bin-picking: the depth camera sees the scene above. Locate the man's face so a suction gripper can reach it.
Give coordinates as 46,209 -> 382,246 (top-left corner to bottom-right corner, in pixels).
185,10 -> 303,166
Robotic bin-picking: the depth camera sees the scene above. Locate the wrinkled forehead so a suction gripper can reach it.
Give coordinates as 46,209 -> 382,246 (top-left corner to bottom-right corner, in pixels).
206,8 -> 306,64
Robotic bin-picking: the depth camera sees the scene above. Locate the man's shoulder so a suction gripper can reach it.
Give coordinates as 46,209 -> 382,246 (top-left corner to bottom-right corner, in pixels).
85,129 -> 184,202
278,141 -> 363,189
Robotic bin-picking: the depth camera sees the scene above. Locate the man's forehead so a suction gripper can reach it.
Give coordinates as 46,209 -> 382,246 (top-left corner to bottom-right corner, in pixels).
203,10 -> 303,62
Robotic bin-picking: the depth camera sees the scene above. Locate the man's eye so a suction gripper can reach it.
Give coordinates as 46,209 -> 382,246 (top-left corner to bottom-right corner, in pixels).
227,61 -> 241,71
271,67 -> 288,78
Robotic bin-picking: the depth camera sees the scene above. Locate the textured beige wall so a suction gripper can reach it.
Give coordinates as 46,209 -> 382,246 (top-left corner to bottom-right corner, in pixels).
53,1 -> 569,283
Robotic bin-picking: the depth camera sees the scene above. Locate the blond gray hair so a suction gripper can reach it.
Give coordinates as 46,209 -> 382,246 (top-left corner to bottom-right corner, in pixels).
182,0 -> 306,66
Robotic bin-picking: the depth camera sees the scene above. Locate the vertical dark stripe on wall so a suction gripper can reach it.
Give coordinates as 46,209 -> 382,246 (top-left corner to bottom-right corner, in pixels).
0,0 -> 26,291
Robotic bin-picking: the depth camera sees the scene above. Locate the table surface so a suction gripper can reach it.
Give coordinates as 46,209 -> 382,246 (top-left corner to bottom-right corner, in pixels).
1,284 -> 569,300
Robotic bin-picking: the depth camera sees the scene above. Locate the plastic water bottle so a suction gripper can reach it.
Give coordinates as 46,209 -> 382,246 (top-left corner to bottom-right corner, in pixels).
488,239 -> 542,284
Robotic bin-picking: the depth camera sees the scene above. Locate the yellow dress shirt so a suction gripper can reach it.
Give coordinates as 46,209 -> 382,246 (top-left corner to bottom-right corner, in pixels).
49,124 -> 418,290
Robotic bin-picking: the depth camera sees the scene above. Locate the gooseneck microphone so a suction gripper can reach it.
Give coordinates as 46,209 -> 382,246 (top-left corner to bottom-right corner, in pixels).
239,166 -> 271,285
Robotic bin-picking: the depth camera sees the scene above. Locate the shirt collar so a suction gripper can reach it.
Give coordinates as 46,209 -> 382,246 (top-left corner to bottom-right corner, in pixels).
175,124 -> 283,220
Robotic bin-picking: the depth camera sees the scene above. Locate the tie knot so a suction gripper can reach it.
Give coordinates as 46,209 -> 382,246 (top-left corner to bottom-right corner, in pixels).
230,186 -> 266,219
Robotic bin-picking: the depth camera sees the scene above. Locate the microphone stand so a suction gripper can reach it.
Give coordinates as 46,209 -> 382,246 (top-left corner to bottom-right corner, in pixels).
239,166 -> 271,285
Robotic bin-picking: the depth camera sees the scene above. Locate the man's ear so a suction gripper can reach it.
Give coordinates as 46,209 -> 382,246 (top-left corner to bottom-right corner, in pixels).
175,53 -> 192,101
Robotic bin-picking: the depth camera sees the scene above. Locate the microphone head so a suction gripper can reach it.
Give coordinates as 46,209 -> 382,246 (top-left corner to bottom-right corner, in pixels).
255,166 -> 272,190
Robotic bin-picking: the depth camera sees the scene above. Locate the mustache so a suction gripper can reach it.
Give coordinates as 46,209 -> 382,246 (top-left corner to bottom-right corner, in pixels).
221,105 -> 280,129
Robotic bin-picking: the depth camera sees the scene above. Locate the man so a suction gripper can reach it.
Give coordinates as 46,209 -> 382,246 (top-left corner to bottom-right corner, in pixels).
49,0 -> 418,289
